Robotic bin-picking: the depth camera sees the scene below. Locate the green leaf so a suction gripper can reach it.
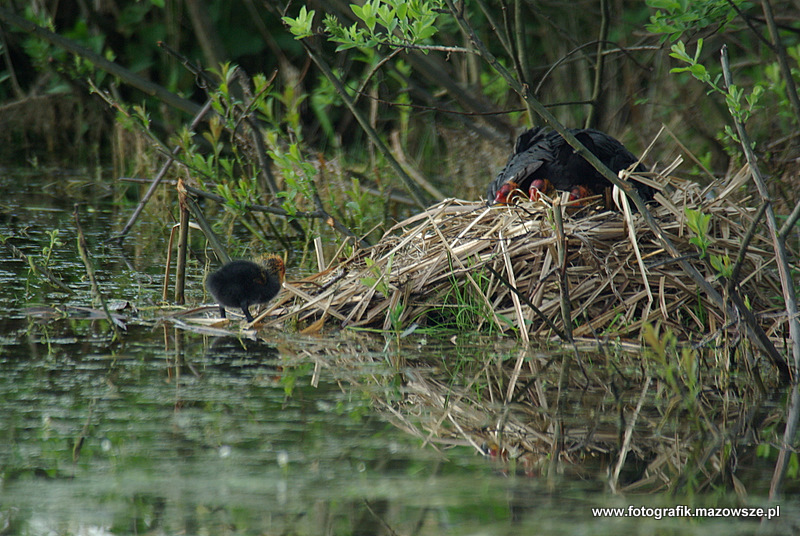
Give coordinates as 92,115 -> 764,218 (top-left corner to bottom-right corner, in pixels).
282,6 -> 315,38
396,2 -> 407,20
710,254 -> 732,278
417,24 -> 437,41
669,41 -> 689,61
689,63 -> 708,80
693,37 -> 704,62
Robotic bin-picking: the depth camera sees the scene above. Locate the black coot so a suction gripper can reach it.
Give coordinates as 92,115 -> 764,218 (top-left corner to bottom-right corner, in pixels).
487,127 -> 653,205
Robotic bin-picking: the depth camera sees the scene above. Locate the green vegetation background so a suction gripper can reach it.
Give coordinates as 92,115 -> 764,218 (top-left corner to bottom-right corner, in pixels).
0,0 -> 798,253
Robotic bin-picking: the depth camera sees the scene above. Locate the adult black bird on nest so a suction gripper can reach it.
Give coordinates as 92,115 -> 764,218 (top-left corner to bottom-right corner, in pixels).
486,127 -> 654,205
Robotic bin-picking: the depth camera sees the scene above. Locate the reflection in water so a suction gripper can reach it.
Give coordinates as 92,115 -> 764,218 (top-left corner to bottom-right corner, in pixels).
0,321 -> 514,535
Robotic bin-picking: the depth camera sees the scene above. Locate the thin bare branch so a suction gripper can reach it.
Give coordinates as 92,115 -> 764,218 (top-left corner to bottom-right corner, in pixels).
299,39 -> 430,209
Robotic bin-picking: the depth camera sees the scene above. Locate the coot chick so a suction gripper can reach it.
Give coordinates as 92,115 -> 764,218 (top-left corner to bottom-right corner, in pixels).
206,255 -> 285,322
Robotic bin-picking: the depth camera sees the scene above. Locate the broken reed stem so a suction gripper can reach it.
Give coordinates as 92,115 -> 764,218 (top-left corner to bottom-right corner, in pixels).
174,178 -> 190,305
552,198 -> 573,342
314,236 -> 325,272
73,204 -> 121,341
162,224 -> 176,302
610,376 -> 651,493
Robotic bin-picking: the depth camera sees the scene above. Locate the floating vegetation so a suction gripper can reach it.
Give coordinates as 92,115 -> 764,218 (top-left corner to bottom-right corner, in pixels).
230,163 -> 798,494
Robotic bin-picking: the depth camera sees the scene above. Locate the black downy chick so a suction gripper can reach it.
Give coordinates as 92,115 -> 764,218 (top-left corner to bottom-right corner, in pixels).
206,255 -> 285,322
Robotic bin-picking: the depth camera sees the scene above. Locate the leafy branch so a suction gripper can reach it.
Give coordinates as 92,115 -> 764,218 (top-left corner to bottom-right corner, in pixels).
283,1 -> 442,51
669,38 -> 764,143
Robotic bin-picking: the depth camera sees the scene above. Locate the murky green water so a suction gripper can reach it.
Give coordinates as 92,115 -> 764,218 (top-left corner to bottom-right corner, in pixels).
1,170 -> 797,535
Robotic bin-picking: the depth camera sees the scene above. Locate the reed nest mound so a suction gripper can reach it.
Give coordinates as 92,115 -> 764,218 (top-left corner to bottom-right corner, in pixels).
272,165 -> 792,346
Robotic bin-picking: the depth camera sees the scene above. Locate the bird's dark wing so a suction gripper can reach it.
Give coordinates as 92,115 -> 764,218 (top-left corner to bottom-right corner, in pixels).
487,127 -> 653,203
552,130 -> 596,168
513,126 -> 548,154
585,129 -> 653,199
487,129 -> 553,202
585,129 -> 640,171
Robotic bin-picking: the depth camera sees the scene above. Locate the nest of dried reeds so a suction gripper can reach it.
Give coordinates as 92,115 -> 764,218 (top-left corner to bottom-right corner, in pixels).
267,165 -> 791,346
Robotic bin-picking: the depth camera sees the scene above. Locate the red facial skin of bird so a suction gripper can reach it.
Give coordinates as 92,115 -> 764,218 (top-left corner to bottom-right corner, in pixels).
493,181 -> 520,204
568,185 -> 591,201
527,178 -> 553,201
567,185 -> 594,207
495,178 -> 589,205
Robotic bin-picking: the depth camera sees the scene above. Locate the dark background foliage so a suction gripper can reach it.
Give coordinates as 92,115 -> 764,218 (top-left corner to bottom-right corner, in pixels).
1,0 -> 798,206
